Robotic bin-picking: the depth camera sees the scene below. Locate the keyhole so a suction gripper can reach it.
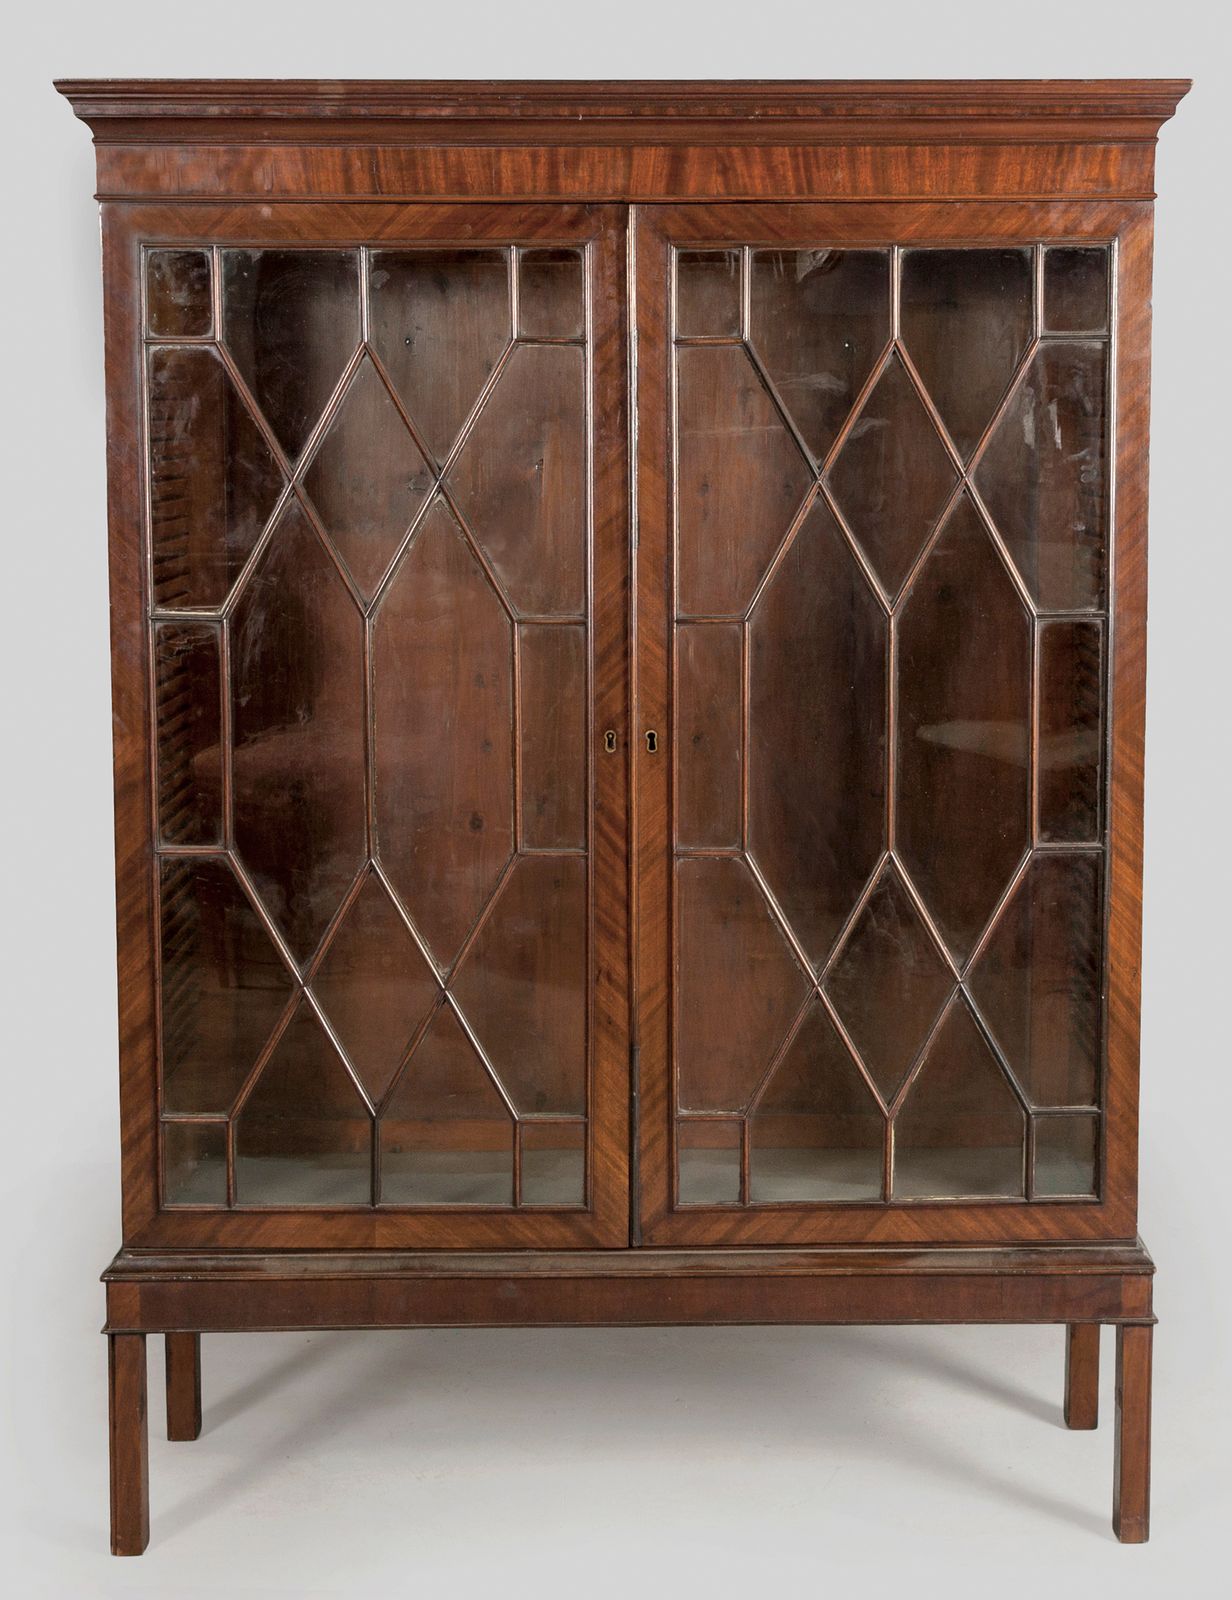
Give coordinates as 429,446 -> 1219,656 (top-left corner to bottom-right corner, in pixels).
603,729 -> 617,753
645,730 -> 659,753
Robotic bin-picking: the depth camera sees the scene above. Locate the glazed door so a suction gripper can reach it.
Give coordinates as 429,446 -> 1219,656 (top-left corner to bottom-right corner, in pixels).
124,203 -> 629,1249
633,202 -> 1146,1246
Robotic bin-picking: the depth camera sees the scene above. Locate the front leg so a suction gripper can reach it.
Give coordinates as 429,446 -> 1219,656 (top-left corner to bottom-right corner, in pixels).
108,1333 -> 149,1556
1113,1323 -> 1153,1542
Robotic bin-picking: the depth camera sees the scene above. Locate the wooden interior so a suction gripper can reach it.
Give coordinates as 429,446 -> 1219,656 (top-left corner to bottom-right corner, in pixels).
57,76 -> 1188,1555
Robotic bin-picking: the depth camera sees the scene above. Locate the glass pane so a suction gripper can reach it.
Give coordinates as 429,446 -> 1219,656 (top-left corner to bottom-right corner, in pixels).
235,1000 -> 372,1205
147,345 -> 285,610
449,342 -> 586,617
897,495 -> 1031,962
893,999 -> 1025,1198
675,343 -> 812,616
747,498 -> 887,967
521,1121 -> 585,1205
231,499 -> 366,963
749,249 -> 891,460
155,623 -> 221,846
664,234 -> 1116,1218
675,623 -> 742,849
827,352 -> 958,598
302,355 -> 433,598
824,865 -> 953,1106
1039,619 -> 1104,843
1044,247 -> 1110,334
976,342 -> 1109,611
451,853 -> 587,1115
373,499 -> 514,969
147,249 -> 212,338
222,249 -> 360,461
519,624 -> 586,850
311,873 -> 439,1107
369,248 -> 509,463
749,1001 -> 883,1202
379,1003 -> 514,1204
968,853 -> 1103,1108
519,249 -> 584,340
160,857 -> 293,1115
163,1121 -> 227,1206
676,250 -> 741,338
675,855 -> 810,1113
1035,1113 -> 1098,1197
678,1119 -> 742,1204
146,235 -> 593,1216
900,248 -> 1033,461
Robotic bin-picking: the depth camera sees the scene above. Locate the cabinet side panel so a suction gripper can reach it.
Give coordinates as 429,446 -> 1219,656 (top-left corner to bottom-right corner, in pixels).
1103,208 -> 1153,1228
102,208 -> 160,1240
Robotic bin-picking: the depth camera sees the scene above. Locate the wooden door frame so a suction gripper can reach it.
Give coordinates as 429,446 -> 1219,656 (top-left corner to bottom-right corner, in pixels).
632,199 -> 1152,1247
104,200 -> 631,1250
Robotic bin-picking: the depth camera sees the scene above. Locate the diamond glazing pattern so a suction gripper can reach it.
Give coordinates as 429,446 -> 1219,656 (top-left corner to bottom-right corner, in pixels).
672,243 -> 1110,1205
149,245 -> 590,1208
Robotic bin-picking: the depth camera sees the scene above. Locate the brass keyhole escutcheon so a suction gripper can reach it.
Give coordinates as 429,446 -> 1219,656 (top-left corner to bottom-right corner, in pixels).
645,730 -> 659,753
603,729 -> 617,753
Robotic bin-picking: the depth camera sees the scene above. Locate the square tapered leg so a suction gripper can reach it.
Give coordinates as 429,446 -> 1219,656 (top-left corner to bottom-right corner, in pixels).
1114,1323 -> 1153,1543
108,1333 -> 149,1556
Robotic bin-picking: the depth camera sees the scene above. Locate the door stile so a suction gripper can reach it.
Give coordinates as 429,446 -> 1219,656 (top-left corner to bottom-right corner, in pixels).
631,205 -> 675,1239
585,205 -> 636,1248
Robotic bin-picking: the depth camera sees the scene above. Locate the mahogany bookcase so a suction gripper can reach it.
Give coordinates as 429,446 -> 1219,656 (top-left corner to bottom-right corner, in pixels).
56,77 -> 1189,1553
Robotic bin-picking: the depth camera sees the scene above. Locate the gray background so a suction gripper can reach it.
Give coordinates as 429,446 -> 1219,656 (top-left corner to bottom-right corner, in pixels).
3,2 -> 1229,1594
